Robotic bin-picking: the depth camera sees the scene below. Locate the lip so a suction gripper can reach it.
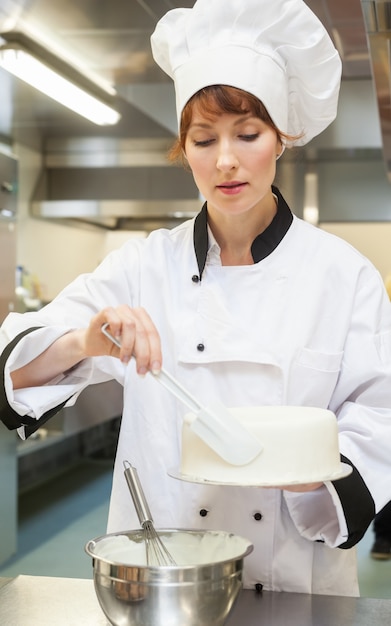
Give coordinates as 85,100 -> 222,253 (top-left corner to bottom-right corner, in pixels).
216,181 -> 247,195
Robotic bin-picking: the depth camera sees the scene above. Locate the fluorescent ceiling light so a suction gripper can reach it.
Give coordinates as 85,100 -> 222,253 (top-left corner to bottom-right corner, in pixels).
0,45 -> 121,126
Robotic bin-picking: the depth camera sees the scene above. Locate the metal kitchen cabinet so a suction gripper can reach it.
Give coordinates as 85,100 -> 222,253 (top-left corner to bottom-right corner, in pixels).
0,150 -> 18,565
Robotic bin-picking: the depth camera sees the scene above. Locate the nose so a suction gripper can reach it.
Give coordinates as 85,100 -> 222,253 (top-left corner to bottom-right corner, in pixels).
216,140 -> 239,171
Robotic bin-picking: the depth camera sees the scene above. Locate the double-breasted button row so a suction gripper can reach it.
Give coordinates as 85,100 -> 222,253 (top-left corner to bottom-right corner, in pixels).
199,509 -> 263,520
191,275 -> 204,350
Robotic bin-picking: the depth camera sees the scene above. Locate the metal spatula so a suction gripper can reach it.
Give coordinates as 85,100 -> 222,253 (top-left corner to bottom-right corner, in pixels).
101,323 -> 262,466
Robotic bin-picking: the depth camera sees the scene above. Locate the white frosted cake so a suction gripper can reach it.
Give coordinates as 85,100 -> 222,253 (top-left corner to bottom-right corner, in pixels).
178,406 -> 351,485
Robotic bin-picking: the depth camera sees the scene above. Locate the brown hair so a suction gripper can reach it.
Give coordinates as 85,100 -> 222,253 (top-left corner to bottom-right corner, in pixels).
168,85 -> 301,165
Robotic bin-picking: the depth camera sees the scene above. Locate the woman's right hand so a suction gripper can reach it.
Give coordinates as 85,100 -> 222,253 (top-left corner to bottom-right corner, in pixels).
84,305 -> 162,375
11,305 -> 162,390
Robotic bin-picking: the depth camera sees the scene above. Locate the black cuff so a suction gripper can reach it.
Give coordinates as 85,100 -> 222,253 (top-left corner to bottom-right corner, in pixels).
0,326 -> 69,437
333,454 -> 375,549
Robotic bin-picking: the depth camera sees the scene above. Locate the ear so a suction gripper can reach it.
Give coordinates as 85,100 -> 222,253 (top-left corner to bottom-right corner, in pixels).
181,150 -> 191,171
276,139 -> 284,160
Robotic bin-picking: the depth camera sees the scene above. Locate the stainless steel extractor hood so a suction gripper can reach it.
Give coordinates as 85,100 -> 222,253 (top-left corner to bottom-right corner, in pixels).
31,137 -> 201,230
361,1 -> 391,181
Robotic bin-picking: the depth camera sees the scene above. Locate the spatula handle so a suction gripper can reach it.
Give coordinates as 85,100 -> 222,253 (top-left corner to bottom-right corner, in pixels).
101,322 -> 203,413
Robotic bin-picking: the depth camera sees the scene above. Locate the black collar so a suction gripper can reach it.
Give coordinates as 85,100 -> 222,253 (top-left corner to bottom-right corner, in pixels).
193,186 -> 293,279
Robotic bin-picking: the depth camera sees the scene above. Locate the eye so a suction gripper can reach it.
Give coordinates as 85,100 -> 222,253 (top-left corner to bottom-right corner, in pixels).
193,138 -> 215,147
239,133 -> 259,142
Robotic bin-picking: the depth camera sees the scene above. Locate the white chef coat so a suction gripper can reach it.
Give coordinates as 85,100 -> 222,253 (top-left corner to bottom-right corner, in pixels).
1,190 -> 391,596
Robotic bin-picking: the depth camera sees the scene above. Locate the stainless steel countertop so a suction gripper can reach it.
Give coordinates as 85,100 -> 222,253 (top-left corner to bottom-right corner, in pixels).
227,587 -> 391,626
1,575 -> 390,625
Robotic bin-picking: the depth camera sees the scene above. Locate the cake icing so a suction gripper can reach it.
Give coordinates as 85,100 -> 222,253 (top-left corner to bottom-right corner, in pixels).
179,406 -> 350,485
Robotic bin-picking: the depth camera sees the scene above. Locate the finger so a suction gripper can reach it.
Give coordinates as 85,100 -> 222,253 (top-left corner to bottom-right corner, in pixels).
92,307 -> 135,360
112,306 -> 139,364
126,307 -> 162,374
85,308 -> 123,358
89,306 -> 161,372
106,306 -> 161,372
135,307 -> 162,373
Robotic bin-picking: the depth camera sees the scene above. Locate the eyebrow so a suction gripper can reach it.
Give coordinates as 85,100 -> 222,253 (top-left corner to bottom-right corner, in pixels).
189,113 -> 255,130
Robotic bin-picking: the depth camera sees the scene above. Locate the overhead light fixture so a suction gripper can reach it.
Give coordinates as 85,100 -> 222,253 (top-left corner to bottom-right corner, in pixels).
0,32 -> 121,126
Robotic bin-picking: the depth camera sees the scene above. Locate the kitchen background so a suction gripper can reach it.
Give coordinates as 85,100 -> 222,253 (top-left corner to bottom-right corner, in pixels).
0,0 -> 391,596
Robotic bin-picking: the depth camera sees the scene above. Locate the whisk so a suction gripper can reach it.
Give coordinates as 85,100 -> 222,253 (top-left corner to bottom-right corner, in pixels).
123,460 -> 177,567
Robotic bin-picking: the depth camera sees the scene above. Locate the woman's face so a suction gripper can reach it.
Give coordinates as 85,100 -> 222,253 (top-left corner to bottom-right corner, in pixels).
184,104 -> 281,219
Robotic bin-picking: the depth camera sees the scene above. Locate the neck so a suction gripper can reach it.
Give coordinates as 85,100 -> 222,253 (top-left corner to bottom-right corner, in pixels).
208,195 -> 277,266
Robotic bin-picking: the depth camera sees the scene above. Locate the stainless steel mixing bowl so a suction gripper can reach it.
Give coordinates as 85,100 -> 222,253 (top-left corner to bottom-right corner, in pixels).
85,528 -> 253,626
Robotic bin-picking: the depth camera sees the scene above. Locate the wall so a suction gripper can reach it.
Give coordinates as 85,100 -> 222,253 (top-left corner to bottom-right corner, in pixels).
320,222 -> 391,282
15,142 -> 105,301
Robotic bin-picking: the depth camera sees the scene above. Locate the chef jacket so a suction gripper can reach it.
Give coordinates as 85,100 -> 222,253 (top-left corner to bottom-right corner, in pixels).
1,187 -> 391,596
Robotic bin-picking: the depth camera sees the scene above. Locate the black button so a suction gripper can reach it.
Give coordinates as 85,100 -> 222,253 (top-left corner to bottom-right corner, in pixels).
192,275 -> 200,283
197,343 -> 205,352
255,583 -> 263,593
199,509 -> 208,517
253,512 -> 262,521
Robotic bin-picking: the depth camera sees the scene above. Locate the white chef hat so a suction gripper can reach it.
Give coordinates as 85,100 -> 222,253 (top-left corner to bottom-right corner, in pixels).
151,0 -> 342,146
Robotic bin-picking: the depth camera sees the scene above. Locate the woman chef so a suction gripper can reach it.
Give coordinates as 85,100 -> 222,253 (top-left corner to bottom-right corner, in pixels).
1,0 -> 391,596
